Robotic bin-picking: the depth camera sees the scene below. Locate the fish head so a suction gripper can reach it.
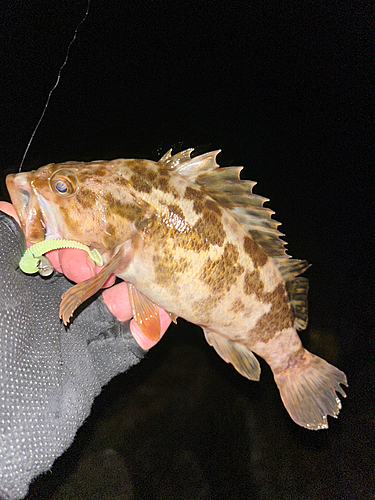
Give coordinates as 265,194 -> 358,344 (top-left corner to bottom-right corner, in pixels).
6,160 -> 149,250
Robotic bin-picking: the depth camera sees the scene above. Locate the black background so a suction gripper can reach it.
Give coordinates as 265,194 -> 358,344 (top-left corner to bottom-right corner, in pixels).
1,1 -> 373,499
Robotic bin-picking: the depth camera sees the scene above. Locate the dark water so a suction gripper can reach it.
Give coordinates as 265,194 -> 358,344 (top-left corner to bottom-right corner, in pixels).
23,315 -> 374,500
1,1 -> 373,498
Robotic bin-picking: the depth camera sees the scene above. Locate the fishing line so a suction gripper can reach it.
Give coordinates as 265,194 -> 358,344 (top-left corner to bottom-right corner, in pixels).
19,0 -> 91,172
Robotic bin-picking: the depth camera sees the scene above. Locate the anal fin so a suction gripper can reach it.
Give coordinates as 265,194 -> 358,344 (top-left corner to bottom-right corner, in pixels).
204,329 -> 261,381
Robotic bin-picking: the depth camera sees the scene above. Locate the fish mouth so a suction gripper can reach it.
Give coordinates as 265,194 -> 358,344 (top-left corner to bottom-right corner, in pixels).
6,172 -> 57,243
6,173 -> 32,223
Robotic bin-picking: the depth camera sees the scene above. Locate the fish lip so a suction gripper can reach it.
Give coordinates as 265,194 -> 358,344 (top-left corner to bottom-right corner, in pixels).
6,172 -> 58,242
6,173 -> 33,228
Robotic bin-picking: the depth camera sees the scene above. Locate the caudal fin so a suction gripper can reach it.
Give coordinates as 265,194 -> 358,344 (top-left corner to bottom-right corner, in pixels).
274,350 -> 347,430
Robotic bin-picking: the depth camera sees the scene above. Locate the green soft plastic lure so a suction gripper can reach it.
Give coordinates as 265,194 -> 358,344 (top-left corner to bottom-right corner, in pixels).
19,240 -> 103,276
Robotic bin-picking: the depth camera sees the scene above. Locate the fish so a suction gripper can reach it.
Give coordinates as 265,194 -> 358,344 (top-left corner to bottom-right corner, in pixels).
6,148 -> 347,429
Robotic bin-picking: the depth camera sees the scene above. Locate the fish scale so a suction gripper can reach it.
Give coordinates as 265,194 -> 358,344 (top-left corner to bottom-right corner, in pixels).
6,148 -> 347,430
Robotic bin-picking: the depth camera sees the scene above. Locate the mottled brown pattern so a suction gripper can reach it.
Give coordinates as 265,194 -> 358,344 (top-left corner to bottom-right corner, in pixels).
243,235 -> 268,268
103,193 -> 143,221
232,298 -> 245,313
243,270 -> 264,300
143,168 -> 158,183
115,176 -> 131,187
201,243 -> 244,293
184,186 -> 205,212
178,229 -> 210,253
128,161 -> 156,181
130,174 -> 152,193
103,192 -> 120,209
92,165 -> 108,177
184,187 -> 223,217
185,186 -> 204,203
76,164 -> 108,183
153,175 -> 179,196
193,207 -> 226,247
192,295 -> 219,324
103,222 -> 128,247
146,214 -> 209,254
128,160 -> 179,196
153,251 -> 189,285
73,172 -> 92,183
251,284 -> 294,342
168,204 -> 185,220
76,188 -> 96,208
204,199 -> 222,215
192,199 -> 204,213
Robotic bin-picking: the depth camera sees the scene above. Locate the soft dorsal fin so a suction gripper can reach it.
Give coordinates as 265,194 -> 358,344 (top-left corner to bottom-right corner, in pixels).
159,148 -> 310,327
272,256 -> 311,282
286,277 -> 309,330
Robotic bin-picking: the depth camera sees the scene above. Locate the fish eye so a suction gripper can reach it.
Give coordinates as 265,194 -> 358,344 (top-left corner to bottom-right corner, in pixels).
50,169 -> 78,198
55,181 -> 68,193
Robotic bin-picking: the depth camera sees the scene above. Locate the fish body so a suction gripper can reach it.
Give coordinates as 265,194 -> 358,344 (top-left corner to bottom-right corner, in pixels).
6,149 -> 347,429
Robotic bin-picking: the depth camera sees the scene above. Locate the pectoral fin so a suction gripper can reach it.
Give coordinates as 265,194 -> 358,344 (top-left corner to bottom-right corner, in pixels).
59,249 -> 131,325
204,329 -> 261,381
127,283 -> 161,341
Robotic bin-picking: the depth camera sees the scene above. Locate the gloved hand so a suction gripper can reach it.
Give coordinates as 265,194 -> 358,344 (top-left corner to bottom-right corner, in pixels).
0,207 -> 170,500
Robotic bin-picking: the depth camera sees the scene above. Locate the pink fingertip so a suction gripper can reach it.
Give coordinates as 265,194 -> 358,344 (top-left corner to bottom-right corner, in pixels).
102,281 -> 132,322
59,248 -> 96,282
45,249 -> 62,272
0,202 -> 20,225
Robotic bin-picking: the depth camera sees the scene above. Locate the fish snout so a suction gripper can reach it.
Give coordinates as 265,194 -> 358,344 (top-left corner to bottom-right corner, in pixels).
6,172 -> 32,222
6,172 -> 45,243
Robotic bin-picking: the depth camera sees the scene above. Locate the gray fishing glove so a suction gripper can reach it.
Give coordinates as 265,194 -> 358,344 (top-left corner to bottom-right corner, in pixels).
0,212 -> 147,500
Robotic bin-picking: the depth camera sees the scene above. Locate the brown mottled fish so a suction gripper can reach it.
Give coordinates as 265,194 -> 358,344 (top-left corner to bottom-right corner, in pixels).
6,149 -> 347,429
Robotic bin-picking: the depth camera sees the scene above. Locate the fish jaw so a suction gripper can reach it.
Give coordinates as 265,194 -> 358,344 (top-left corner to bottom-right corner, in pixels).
6,171 -> 60,243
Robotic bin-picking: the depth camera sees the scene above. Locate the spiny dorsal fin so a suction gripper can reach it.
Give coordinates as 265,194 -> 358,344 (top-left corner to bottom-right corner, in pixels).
158,149 -> 219,177
159,149 -> 288,256
159,149 -> 310,321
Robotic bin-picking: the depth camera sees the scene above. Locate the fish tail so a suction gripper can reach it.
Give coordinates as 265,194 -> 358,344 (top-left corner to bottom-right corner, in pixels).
273,349 -> 347,430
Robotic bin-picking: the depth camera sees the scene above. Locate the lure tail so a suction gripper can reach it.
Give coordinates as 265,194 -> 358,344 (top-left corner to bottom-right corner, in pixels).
19,239 -> 103,275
